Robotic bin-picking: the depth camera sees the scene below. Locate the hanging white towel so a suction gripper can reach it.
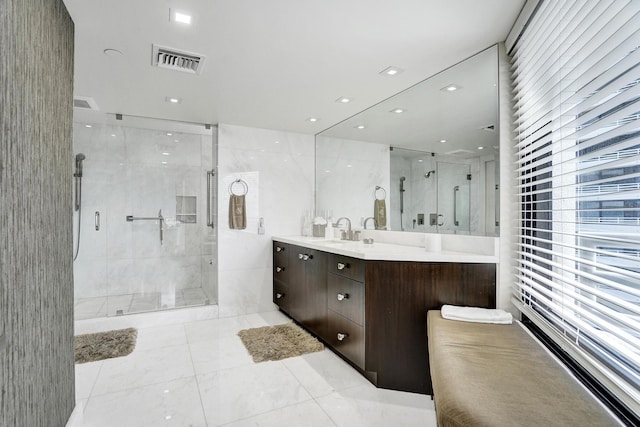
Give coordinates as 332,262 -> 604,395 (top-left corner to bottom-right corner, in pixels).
441,305 -> 513,324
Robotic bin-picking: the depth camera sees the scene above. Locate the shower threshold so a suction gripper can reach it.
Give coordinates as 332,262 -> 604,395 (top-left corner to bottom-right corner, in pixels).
74,288 -> 213,320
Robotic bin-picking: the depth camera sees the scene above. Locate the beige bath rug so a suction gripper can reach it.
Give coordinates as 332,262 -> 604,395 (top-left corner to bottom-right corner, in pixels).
74,327 -> 137,364
238,322 -> 324,363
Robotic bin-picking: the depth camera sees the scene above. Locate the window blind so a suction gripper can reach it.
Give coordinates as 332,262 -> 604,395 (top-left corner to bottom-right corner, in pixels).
511,0 -> 640,415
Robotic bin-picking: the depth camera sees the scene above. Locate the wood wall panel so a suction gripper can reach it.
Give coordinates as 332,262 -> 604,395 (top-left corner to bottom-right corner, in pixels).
1,0 -> 75,425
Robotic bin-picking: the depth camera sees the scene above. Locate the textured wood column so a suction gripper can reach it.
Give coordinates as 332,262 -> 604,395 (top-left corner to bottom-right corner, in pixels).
1,0 -> 75,426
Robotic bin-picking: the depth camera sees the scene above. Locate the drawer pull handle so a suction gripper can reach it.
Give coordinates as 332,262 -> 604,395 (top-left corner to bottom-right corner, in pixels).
276,246 -> 284,252
337,332 -> 348,341
337,262 -> 347,270
298,253 -> 304,259
276,266 -> 284,273
276,293 -> 284,299
337,293 -> 349,301
303,254 -> 310,261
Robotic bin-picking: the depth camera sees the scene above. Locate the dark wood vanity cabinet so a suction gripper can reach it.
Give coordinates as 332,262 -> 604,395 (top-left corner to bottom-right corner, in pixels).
273,240 -> 496,395
272,241 -> 327,338
365,261 -> 496,394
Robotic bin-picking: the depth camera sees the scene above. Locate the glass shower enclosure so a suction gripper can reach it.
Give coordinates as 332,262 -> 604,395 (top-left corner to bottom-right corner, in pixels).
72,117 -> 217,319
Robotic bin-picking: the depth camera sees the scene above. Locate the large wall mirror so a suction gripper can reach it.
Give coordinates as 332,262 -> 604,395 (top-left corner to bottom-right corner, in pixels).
316,44 -> 500,236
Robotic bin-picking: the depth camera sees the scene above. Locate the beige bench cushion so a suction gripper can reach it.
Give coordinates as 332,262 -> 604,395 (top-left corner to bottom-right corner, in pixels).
427,310 -> 620,427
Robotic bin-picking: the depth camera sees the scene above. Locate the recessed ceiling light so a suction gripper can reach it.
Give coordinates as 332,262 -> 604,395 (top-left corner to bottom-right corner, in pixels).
346,164 -> 353,168
306,117 -> 319,122
110,133 -> 116,137
161,161 -> 168,165
379,66 -> 404,76
390,108 -> 405,114
336,96 -> 353,103
355,125 -> 366,129
103,48 -> 123,57
441,84 -> 462,92
418,159 -> 423,163
84,124 -> 92,128
439,139 -> 447,143
162,152 -> 170,156
165,97 -> 182,104
174,12 -> 192,24
274,140 -> 280,144
166,133 -> 173,136
477,146 -> 485,150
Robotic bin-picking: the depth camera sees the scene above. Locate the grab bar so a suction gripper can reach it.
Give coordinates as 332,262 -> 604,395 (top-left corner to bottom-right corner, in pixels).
126,209 -> 164,245
453,186 -> 460,226
206,169 -> 215,228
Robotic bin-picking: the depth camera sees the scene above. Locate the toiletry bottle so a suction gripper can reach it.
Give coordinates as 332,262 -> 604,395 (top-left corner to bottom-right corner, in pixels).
325,218 -> 333,239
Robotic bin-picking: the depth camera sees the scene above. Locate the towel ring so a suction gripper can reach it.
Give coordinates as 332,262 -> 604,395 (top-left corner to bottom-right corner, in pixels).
229,179 -> 248,196
375,186 -> 386,200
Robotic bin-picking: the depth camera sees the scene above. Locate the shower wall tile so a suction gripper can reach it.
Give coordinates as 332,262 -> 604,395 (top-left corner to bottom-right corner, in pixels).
217,124 -> 315,316
74,259 -> 109,298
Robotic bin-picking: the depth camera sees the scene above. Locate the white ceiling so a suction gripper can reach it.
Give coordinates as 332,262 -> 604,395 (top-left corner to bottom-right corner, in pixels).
63,0 -> 525,135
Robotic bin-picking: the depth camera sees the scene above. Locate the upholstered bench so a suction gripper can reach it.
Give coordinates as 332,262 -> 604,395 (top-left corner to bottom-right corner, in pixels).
427,310 -> 621,427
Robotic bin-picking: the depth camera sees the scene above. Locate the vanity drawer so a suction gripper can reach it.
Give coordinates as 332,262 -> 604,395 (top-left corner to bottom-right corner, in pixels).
328,254 -> 364,282
273,281 -> 292,313
273,241 -> 290,282
327,310 -> 365,369
327,274 -> 364,326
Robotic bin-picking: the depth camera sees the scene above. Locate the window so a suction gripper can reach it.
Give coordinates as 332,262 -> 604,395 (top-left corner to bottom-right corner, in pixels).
511,0 -> 640,416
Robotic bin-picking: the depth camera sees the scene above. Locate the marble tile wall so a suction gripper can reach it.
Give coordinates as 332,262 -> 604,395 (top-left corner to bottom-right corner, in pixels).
72,123 -> 216,310
1,0 -> 75,425
316,136 -> 390,228
217,124 -> 315,317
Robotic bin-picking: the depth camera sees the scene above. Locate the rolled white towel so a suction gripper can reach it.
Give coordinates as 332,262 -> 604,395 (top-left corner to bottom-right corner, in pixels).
441,305 -> 513,324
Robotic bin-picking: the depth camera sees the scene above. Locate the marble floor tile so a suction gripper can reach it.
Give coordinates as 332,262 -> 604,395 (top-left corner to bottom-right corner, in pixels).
197,362 -> 312,426
75,360 -> 103,401
72,308 -> 437,426
91,343 -> 194,396
189,334 -> 253,374
134,323 -> 187,351
223,400 -> 337,427
282,350 -> 370,398
184,316 -> 252,343
315,384 -> 437,427
82,376 -> 206,427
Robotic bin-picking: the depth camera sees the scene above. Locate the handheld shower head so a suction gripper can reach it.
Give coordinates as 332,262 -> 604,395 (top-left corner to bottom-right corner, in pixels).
400,176 -> 406,182
425,170 -> 436,179
75,153 -> 86,177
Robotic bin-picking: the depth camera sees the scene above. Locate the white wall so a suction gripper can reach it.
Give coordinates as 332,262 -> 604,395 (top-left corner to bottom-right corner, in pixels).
217,124 -> 315,317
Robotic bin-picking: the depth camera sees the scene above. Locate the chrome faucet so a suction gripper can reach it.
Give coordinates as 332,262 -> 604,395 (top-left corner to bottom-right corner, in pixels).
333,217 -> 353,240
364,217 -> 376,230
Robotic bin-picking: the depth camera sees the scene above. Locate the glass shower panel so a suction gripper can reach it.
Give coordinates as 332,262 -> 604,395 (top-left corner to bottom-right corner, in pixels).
72,119 -> 217,319
436,161 -> 470,234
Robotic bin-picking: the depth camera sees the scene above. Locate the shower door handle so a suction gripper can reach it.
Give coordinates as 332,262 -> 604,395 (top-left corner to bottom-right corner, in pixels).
206,169 -> 215,229
453,186 -> 460,226
95,211 -> 100,231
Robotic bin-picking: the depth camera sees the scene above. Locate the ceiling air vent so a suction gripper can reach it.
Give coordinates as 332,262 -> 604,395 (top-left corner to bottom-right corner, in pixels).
73,96 -> 99,110
152,44 -> 205,75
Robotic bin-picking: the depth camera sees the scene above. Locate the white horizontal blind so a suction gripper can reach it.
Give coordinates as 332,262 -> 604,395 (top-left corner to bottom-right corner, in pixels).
511,0 -> 640,414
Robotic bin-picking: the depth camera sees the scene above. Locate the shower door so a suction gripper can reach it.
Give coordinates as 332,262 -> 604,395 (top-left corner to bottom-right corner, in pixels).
72,119 -> 217,319
436,161 -> 470,234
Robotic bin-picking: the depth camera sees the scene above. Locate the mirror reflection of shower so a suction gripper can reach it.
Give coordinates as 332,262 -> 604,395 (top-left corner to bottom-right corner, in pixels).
399,176 -> 406,231
73,153 -> 85,261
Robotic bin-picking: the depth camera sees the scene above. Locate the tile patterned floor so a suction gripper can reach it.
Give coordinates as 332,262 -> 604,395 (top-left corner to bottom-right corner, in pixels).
73,310 -> 437,426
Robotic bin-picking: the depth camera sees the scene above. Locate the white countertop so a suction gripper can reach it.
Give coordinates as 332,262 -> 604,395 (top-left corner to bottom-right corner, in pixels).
273,235 -> 498,263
